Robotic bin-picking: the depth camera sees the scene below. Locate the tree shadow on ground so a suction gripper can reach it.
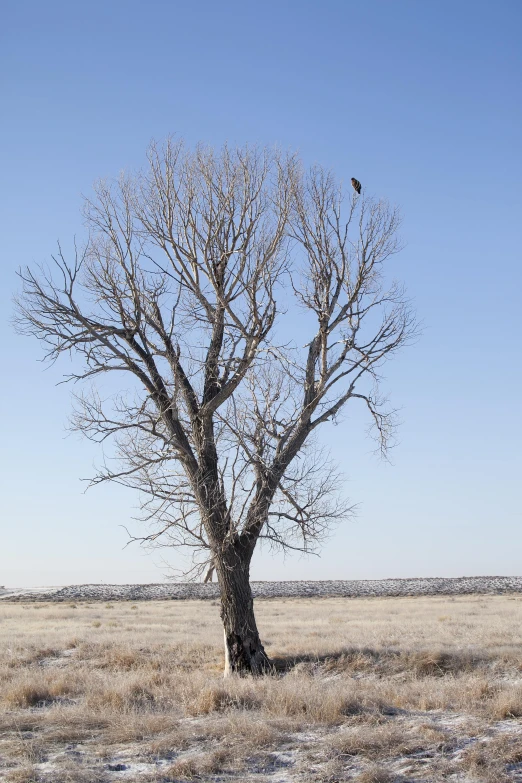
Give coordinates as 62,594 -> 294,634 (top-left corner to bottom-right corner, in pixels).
269,646 -> 493,678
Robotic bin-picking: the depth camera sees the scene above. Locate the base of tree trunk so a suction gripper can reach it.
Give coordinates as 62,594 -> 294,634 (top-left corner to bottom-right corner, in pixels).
217,549 -> 271,676
223,628 -> 272,676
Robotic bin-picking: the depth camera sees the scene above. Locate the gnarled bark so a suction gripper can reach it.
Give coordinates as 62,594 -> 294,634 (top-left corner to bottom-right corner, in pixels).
216,545 -> 271,676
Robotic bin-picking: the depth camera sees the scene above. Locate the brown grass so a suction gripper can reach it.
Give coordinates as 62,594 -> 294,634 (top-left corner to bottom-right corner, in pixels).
355,767 -> 395,783
1,595 -> 522,781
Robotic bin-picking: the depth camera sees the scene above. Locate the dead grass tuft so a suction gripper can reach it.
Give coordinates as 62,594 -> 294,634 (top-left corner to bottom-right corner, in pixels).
187,681 -> 260,715
458,748 -> 511,783
461,733 -> 522,775
355,765 -> 396,783
98,647 -> 145,670
491,686 -> 522,719
328,723 -> 425,760
165,747 -> 235,779
3,676 -> 75,708
86,680 -> 156,711
260,677 -> 370,722
3,768 -> 41,783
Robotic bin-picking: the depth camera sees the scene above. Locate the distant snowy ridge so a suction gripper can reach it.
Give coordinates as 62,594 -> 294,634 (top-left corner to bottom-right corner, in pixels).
2,576 -> 522,601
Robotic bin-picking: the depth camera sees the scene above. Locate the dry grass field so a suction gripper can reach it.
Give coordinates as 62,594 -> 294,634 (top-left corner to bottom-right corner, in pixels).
1,595 -> 522,782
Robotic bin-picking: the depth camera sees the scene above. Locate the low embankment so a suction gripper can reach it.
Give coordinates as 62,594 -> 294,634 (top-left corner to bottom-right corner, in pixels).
2,575 -> 522,601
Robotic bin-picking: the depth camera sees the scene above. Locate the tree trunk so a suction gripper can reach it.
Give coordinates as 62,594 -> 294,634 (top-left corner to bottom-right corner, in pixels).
216,549 -> 271,676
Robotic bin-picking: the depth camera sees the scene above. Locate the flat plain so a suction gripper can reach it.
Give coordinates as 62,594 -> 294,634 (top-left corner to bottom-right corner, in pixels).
1,595 -> 522,782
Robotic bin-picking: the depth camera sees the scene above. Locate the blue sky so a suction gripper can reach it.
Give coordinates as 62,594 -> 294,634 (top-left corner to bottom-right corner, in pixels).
1,0 -> 521,586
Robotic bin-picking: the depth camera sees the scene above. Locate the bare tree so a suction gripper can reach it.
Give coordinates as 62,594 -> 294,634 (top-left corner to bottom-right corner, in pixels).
15,140 -> 416,674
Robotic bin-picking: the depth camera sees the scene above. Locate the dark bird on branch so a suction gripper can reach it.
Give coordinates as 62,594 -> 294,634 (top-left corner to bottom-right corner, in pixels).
351,177 -> 362,194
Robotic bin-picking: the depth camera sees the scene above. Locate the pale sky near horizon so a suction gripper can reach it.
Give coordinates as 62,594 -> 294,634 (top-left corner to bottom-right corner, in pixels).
1,0 -> 521,587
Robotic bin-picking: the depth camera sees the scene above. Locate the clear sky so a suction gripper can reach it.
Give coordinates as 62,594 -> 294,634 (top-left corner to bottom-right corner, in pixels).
1,0 -> 521,586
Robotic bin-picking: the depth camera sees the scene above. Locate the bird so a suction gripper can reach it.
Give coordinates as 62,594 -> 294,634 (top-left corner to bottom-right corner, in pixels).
351,177 -> 361,194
